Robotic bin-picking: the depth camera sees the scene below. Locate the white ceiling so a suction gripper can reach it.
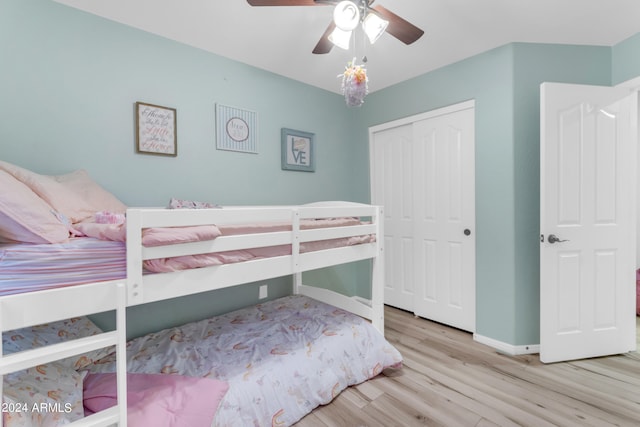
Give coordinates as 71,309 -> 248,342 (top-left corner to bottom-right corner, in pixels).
54,0 -> 640,94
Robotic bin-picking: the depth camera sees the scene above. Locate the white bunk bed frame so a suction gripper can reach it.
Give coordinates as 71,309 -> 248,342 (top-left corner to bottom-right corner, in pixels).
0,282 -> 128,427
0,201 -> 384,426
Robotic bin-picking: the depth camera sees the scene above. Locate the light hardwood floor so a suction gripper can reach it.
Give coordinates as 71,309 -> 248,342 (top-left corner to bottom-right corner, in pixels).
296,308 -> 640,427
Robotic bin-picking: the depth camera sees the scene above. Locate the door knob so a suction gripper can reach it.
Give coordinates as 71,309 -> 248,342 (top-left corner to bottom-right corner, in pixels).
548,234 -> 569,244
464,229 -> 471,236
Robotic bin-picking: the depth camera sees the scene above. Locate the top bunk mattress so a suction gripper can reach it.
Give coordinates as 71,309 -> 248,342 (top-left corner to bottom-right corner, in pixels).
0,215 -> 375,296
0,237 -> 126,295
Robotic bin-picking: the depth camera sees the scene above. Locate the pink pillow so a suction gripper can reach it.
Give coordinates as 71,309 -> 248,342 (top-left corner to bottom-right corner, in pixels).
0,161 -> 94,223
51,169 -> 127,215
83,373 -> 229,427
0,170 -> 69,243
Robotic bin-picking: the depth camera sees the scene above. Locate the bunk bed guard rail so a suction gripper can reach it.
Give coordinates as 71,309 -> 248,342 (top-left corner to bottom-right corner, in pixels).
125,203 -> 385,332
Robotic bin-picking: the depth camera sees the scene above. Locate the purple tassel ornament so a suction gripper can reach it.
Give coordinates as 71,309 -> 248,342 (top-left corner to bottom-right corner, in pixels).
339,58 -> 368,107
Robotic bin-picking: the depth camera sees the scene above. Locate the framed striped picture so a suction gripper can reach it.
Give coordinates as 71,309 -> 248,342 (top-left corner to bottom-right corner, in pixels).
215,104 -> 258,154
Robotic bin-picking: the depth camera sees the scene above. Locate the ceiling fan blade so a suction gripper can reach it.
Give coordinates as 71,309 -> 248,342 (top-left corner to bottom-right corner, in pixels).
247,0 -> 334,6
313,21 -> 335,54
372,4 -> 424,45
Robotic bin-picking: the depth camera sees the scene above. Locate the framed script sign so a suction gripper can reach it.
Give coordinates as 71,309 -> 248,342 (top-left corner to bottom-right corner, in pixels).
216,104 -> 258,154
135,102 -> 177,157
281,128 -> 315,172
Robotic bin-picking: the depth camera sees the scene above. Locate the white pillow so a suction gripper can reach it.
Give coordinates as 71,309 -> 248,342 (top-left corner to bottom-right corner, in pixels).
3,362 -> 86,426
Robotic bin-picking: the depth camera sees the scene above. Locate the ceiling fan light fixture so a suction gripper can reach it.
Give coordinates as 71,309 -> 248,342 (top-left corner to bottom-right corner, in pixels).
328,27 -> 352,50
362,12 -> 388,44
333,0 -> 360,31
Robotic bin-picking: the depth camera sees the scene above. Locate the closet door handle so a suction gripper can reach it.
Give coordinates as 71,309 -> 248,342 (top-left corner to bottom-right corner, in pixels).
463,229 -> 471,236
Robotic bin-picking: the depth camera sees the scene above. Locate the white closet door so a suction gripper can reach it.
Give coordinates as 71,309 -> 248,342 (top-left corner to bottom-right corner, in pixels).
413,106 -> 476,332
370,123 -> 417,310
370,101 -> 476,332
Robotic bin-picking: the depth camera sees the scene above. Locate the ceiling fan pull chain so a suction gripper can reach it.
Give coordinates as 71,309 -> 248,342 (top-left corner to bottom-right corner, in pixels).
352,25 -> 357,54
361,26 -> 368,63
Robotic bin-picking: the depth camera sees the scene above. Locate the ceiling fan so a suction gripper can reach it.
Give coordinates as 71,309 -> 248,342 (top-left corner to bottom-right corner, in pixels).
246,0 -> 424,54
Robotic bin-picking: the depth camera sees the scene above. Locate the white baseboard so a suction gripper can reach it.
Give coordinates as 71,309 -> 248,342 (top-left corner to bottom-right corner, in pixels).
473,333 -> 540,356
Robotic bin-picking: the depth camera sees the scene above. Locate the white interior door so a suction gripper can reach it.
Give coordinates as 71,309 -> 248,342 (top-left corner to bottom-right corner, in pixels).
370,123 -> 416,310
370,101 -> 476,332
540,82 -> 637,363
412,107 -> 476,332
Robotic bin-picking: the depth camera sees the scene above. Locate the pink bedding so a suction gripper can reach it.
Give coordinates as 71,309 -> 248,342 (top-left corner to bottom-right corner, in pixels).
76,217 -> 374,273
1,216 -> 375,294
87,295 -> 402,427
0,238 -> 126,295
73,222 -> 222,246
83,373 -> 229,427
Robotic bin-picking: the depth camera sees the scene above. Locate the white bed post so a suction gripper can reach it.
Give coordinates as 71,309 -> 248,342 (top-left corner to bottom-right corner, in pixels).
115,282 -> 128,427
291,208 -> 303,294
126,209 -> 143,305
371,206 -> 385,334
293,272 -> 303,295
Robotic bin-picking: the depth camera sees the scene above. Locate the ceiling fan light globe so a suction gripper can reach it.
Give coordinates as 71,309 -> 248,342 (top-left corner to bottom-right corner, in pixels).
333,1 -> 360,31
328,27 -> 352,50
363,12 -> 388,44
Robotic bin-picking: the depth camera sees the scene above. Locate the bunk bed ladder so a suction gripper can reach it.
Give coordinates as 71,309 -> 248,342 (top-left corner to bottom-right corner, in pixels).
0,283 -> 128,427
70,282 -> 128,427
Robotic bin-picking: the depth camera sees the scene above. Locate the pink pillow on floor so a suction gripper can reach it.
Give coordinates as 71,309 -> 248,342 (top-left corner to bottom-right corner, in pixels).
83,373 -> 229,427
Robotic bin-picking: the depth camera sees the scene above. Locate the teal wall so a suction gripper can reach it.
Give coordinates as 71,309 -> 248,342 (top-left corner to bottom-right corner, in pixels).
360,43 -> 611,346
613,32 -> 640,84
2,1 -> 639,345
511,44 -> 611,344
0,1 -> 360,206
0,0 -> 361,337
362,46 -> 518,343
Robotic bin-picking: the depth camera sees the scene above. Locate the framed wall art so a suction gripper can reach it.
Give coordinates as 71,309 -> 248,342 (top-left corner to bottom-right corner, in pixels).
216,104 -> 258,154
135,102 -> 177,157
281,128 -> 315,172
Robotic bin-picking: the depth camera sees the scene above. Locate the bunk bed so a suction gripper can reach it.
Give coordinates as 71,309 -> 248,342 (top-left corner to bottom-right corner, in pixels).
0,164 -> 398,426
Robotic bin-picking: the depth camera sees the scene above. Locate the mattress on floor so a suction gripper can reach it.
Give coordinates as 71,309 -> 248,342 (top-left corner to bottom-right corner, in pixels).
88,294 -> 403,427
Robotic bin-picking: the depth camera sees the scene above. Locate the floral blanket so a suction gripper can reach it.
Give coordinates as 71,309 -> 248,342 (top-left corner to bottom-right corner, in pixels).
89,295 -> 402,427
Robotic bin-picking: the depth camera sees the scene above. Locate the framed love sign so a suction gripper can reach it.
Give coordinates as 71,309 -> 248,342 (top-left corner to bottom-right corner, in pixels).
281,128 -> 315,172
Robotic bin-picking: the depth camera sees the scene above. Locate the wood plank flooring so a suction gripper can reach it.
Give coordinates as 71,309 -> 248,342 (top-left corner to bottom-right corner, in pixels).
296,308 -> 640,427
